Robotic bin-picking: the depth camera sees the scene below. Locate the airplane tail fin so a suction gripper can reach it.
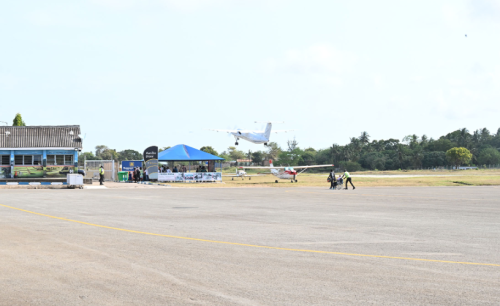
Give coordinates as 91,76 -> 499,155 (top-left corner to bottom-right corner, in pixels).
264,123 -> 272,139
269,159 -> 274,168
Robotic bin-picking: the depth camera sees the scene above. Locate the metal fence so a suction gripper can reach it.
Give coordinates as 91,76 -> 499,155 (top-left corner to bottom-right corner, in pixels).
83,160 -> 115,181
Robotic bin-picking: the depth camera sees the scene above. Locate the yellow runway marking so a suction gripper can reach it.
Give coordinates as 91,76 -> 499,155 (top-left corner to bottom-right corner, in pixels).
1,203 -> 498,267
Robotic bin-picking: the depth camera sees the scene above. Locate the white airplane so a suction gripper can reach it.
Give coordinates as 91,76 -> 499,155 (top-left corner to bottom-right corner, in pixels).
223,169 -> 264,180
209,122 -> 293,146
239,160 -> 334,183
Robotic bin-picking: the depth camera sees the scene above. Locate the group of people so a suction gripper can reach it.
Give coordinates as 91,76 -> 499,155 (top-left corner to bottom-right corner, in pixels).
130,167 -> 147,183
195,166 -> 208,173
159,165 -> 187,173
328,169 -> 355,190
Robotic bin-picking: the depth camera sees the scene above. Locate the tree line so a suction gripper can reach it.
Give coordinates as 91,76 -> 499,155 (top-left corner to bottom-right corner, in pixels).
213,128 -> 500,171
80,128 -> 500,171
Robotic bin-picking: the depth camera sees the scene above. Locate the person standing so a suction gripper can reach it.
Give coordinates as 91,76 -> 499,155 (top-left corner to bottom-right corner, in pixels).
328,169 -> 336,190
99,165 -> 105,185
342,169 -> 355,190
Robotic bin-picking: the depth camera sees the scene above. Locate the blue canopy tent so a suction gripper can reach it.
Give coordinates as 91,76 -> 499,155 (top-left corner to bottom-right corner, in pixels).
158,144 -> 224,172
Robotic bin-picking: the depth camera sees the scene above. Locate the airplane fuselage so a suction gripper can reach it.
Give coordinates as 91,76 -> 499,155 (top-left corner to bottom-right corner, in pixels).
231,131 -> 269,144
271,169 -> 298,180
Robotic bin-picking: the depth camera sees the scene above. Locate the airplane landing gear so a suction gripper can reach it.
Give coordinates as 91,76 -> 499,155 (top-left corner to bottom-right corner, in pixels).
249,177 -> 251,180
235,142 -> 239,145
295,180 -> 298,183
232,177 -> 234,180
290,180 -> 294,183
275,180 -> 278,183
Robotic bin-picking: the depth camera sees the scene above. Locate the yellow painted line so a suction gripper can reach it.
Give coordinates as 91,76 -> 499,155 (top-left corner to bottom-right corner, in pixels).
1,203 -> 498,267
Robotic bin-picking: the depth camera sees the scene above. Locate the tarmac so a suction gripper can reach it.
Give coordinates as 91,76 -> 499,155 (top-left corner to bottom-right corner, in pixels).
1,186 -> 499,305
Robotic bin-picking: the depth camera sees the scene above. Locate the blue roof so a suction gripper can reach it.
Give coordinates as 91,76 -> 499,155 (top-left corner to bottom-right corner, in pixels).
158,144 -> 224,161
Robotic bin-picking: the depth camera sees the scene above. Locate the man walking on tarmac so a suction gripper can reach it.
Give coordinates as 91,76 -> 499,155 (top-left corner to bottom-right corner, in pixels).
342,169 -> 355,190
99,165 -> 105,185
328,169 -> 336,189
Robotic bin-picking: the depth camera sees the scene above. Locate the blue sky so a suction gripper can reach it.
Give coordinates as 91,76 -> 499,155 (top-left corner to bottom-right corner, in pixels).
1,0 -> 499,154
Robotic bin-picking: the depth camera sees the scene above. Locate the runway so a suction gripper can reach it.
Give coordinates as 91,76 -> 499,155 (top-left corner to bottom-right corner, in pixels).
1,187 -> 499,305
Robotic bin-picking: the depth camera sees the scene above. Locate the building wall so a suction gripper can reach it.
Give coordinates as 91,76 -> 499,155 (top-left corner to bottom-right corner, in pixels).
0,149 -> 78,179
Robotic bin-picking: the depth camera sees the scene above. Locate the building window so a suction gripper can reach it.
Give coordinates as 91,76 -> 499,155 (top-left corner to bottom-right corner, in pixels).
15,156 -> 23,165
65,155 -> 73,165
1,155 -> 9,165
56,155 -> 64,165
47,154 -> 74,166
47,155 -> 56,165
24,155 -> 33,165
13,155 -> 42,166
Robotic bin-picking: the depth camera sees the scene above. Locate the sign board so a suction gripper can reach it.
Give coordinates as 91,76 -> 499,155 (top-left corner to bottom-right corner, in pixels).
143,146 -> 159,180
121,160 -> 143,172
158,172 -> 222,182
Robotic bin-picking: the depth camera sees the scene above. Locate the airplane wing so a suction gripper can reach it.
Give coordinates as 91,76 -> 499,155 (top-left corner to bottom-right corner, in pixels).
207,129 -> 236,133
222,174 -> 264,177
239,164 -> 333,169
292,164 -> 334,169
239,165 -> 287,169
272,130 -> 295,133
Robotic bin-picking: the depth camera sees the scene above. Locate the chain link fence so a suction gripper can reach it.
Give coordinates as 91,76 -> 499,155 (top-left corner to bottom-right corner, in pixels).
83,160 -> 116,181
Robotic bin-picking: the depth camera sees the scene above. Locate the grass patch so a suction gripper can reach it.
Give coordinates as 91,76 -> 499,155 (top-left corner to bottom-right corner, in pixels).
160,173 -> 500,188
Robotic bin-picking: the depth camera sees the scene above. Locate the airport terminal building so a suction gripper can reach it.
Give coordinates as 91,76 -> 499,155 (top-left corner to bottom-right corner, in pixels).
0,126 -> 82,179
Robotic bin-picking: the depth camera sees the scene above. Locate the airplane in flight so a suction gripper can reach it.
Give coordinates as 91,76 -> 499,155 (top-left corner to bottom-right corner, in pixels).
239,160 -> 334,183
209,122 -> 293,146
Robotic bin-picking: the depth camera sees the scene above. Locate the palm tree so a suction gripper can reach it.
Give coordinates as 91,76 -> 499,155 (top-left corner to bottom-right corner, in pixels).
358,131 -> 370,146
459,128 -> 470,148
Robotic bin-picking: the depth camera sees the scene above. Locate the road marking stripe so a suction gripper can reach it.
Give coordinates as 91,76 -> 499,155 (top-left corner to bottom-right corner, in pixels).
1,203 -> 498,267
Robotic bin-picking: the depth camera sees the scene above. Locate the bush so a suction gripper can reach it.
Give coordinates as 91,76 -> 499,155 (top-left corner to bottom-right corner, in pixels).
338,161 -> 362,172
478,148 -> 500,165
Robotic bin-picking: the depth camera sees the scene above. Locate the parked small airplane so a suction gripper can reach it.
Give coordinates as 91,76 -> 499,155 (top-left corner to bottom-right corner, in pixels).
239,160 -> 334,183
223,169 -> 264,180
209,122 -> 293,146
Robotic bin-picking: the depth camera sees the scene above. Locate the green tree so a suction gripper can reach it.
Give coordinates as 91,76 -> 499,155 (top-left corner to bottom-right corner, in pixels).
251,151 -> 265,165
78,152 -> 97,165
118,149 -> 143,161
446,147 -> 472,169
266,142 -> 281,160
427,138 -> 455,152
477,148 -> 500,165
12,113 -> 26,126
159,146 -> 171,152
227,146 -> 245,160
98,149 -> 119,161
287,138 -> 299,151
358,131 -> 370,146
95,145 -> 109,157
200,146 -> 219,156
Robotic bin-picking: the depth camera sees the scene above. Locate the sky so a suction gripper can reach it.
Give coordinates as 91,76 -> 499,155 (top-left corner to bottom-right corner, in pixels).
1,0 -> 499,154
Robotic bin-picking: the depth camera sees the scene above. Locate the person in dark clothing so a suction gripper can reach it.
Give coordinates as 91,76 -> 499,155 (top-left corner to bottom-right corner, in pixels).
328,170 -> 336,189
134,167 -> 140,183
